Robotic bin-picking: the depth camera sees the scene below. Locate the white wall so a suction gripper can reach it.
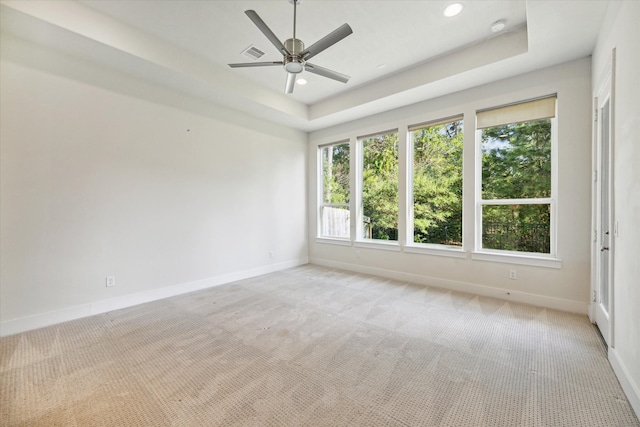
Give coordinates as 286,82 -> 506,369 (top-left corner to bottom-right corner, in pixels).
592,0 -> 640,416
309,58 -> 592,314
0,35 -> 308,335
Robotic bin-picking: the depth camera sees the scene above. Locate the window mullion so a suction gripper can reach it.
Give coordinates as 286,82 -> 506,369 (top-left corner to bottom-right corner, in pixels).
397,126 -> 409,248
352,136 -> 361,241
475,128 -> 484,252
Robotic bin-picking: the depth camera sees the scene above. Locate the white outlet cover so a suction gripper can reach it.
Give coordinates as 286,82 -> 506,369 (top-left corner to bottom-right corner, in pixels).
106,276 -> 116,287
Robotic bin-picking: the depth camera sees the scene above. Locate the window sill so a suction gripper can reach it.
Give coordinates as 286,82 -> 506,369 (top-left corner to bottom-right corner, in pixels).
471,251 -> 562,269
316,237 -> 352,246
404,244 -> 467,258
354,240 -> 401,251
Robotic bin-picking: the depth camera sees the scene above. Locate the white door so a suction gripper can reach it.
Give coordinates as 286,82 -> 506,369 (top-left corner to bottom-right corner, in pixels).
594,77 -> 613,347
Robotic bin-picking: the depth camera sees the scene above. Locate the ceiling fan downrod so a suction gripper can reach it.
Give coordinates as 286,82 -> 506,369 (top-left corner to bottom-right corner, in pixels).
284,0 -> 304,74
293,0 -> 297,43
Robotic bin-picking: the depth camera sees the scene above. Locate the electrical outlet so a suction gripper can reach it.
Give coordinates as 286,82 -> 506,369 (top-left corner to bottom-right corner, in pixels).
356,250 -> 361,259
106,276 -> 116,287
509,269 -> 517,280
269,250 -> 274,258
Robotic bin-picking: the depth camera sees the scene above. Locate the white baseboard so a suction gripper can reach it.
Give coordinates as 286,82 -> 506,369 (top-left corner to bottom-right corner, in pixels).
587,303 -> 596,323
310,257 -> 588,314
0,258 -> 308,337
610,348 -> 640,419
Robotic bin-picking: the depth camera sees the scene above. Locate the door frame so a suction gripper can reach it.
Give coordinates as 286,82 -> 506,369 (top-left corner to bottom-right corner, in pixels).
590,48 -> 616,349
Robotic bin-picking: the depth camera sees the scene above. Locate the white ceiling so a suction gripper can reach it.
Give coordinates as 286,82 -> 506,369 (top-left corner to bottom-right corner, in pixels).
0,0 -> 610,131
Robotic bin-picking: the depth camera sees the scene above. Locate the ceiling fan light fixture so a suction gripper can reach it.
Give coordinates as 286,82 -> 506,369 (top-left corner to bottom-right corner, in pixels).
284,58 -> 304,73
443,3 -> 463,18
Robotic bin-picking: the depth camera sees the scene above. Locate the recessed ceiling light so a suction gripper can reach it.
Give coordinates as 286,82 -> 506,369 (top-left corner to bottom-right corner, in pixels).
443,3 -> 463,17
296,78 -> 307,85
377,63 -> 387,69
490,19 -> 506,33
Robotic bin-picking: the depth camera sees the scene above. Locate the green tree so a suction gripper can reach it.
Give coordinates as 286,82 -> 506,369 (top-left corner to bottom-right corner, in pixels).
482,120 -> 551,200
481,119 -> 552,252
412,120 -> 463,245
362,133 -> 398,240
323,144 -> 349,204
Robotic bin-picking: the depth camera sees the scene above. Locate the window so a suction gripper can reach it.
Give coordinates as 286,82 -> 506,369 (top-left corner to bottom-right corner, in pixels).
320,142 -> 350,238
315,95 -> 560,266
409,117 -> 463,246
477,96 -> 556,255
359,131 -> 399,241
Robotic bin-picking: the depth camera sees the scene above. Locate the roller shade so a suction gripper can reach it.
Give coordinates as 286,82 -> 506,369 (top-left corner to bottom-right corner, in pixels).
477,96 -> 556,129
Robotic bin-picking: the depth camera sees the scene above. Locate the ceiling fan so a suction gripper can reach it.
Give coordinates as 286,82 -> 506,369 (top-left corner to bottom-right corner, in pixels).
228,0 -> 353,94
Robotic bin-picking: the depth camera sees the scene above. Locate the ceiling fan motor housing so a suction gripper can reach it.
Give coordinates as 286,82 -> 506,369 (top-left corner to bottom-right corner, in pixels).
284,38 -> 305,73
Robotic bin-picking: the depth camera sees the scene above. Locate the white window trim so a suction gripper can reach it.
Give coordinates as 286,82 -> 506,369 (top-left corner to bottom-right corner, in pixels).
314,99 -> 563,269
474,114 -> 559,261
355,129 -> 400,244
471,251 -> 562,268
316,237 -> 352,246
404,244 -> 467,258
354,239 -> 401,251
318,141 -> 351,239
407,116 -> 464,249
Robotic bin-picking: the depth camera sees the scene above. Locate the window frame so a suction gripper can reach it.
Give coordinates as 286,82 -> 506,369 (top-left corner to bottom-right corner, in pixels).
313,96 -> 563,269
474,96 -> 559,260
318,140 -> 351,241
407,115 -> 465,251
356,129 -> 400,244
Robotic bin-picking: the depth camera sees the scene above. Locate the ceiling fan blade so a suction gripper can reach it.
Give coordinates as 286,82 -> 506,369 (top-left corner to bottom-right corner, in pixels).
285,72 -> 296,94
245,10 -> 290,56
300,23 -> 353,60
228,61 -> 283,68
305,63 -> 350,83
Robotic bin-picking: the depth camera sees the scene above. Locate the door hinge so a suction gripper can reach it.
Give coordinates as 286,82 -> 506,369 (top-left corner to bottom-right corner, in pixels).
594,170 -> 598,182
594,109 -> 598,122
593,290 -> 597,302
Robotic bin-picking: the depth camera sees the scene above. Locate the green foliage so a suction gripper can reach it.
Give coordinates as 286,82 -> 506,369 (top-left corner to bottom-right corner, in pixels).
362,133 -> 398,240
481,119 -> 552,252
324,118 -> 552,253
482,120 -> 551,200
322,144 -> 349,204
359,122 -> 464,244
412,121 -> 463,245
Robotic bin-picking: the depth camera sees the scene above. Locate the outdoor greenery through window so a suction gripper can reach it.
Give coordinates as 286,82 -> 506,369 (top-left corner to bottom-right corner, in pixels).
360,131 -> 398,241
320,142 -> 350,238
317,95 -> 558,261
478,96 -> 556,254
411,117 -> 463,246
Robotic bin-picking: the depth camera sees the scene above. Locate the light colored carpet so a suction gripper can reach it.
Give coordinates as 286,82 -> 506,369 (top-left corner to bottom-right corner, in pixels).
1,265 -> 638,426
